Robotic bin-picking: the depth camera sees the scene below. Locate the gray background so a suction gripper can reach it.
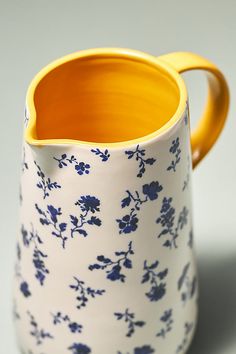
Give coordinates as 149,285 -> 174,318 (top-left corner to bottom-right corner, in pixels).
0,0 -> 235,353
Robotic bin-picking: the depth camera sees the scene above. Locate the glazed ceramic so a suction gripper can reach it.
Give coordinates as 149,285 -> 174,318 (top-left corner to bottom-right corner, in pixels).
14,48 -> 229,354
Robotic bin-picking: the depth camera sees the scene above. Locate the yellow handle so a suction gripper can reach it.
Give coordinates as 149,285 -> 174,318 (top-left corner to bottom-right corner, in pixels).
158,52 -> 230,168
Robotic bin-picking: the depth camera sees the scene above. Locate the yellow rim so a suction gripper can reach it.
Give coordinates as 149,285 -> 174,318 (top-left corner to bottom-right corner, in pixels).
25,47 -> 188,148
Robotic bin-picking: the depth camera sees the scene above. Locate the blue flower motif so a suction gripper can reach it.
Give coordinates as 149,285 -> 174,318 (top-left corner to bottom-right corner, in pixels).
125,144 -> 156,178
54,154 -> 91,175
167,137 -> 181,172
27,311 -> 53,345
156,197 -> 189,249
75,162 -> 90,175
114,308 -> 145,337
68,343 -> 91,354
117,211 -> 138,234
70,195 -> 101,237
117,181 -> 163,234
178,263 -> 197,305
141,260 -> 168,302
70,277 -> 105,309
20,281 -> 31,298
142,181 -> 163,201
34,161 -> 61,199
156,309 -> 173,338
89,241 -> 134,283
76,195 -> 100,213
91,148 -> 110,161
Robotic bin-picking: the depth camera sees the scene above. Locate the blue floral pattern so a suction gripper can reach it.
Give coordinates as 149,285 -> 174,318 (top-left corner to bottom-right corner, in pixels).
89,241 -> 134,282
182,155 -> 190,191
118,345 -> 155,354
117,181 -> 163,234
167,138 -> 181,172
125,145 -> 156,178
21,224 -> 49,286
176,322 -> 194,353
54,154 -> 90,175
141,260 -> 168,302
91,148 -> 110,161
178,263 -> 197,305
34,161 -> 61,199
35,203 -> 68,249
70,276 -> 105,309
15,243 -> 32,298
70,195 -> 101,237
156,309 -> 173,338
114,308 -> 145,337
22,146 -> 28,172
156,197 -> 189,249
27,311 -> 53,345
68,343 -> 91,354
51,312 -> 83,333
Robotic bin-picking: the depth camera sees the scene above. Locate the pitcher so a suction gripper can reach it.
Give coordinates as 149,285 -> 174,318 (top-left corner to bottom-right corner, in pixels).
14,48 -> 229,354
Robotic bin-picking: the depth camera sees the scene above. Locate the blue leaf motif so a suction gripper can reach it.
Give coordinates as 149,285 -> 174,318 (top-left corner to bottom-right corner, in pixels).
141,260 -> 168,302
167,137 -> 181,172
156,197 -> 189,249
89,241 -> 134,283
91,148 -> 110,162
114,308 -> 146,337
70,277 -> 105,309
125,144 -> 156,178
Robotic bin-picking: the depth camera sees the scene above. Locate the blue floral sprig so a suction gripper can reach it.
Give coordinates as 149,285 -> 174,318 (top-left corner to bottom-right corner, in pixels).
21,146 -> 28,172
21,224 -> 49,286
27,311 -> 53,345
15,246 -> 32,298
156,309 -> 173,338
178,263 -> 197,305
51,312 -> 83,333
53,154 -> 90,175
176,322 -> 194,354
141,260 -> 168,302
70,276 -> 105,309
91,148 -> 110,162
70,195 -> 101,238
182,155 -> 190,191
88,241 -> 134,282
167,137 -> 181,172
118,345 -> 155,354
35,203 -> 68,249
125,145 -> 156,178
114,308 -> 145,337
68,343 -> 91,354
34,161 -> 61,199
117,181 -> 163,234
156,197 -> 189,249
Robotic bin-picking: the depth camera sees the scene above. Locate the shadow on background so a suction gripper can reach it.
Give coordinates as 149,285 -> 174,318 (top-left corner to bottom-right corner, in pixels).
189,251 -> 236,354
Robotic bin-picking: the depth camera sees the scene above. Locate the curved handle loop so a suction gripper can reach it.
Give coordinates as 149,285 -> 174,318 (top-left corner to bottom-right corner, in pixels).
158,52 -> 230,168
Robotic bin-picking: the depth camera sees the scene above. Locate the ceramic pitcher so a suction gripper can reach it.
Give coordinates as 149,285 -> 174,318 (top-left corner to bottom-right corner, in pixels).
14,48 -> 229,354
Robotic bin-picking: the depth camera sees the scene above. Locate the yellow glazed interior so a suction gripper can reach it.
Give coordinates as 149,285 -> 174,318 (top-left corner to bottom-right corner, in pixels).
25,48 -> 187,146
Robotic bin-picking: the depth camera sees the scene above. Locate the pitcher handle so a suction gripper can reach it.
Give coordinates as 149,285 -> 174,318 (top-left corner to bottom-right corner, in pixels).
158,52 -> 230,168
